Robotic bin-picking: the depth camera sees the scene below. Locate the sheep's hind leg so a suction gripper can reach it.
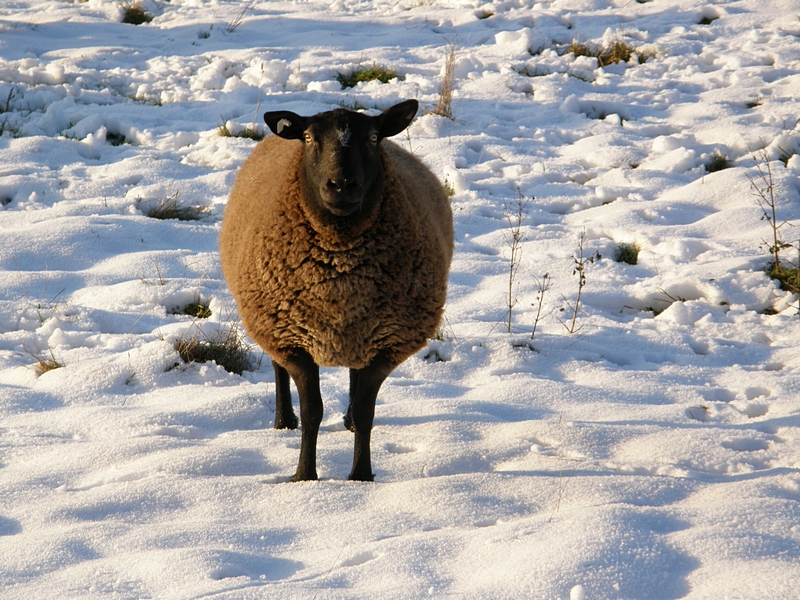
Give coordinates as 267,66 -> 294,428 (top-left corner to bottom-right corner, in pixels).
282,350 -> 323,481
348,352 -> 396,482
343,368 -> 358,432
272,360 -> 298,430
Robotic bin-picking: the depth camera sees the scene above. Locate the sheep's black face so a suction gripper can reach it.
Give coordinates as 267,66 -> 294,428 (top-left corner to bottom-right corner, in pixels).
302,111 -> 381,216
265,100 -> 419,218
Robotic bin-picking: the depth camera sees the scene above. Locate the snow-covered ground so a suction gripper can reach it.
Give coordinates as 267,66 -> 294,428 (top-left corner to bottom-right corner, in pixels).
1,0 -> 800,597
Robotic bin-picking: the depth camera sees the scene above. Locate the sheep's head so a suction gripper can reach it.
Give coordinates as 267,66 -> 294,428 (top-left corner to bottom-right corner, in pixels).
264,100 -> 418,217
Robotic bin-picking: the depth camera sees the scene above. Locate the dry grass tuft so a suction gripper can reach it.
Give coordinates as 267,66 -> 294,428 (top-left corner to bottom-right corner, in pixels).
122,2 -> 153,25
218,118 -> 264,141
615,241 -> 641,265
336,63 -> 402,89
569,39 -> 656,66
141,189 -> 209,221
705,152 -> 730,173
431,40 -> 457,119
174,323 -> 252,375
181,301 -> 212,319
766,261 -> 800,295
27,347 -> 63,374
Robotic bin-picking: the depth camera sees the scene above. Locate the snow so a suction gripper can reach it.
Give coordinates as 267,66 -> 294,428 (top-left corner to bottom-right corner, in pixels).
1,0 -> 799,598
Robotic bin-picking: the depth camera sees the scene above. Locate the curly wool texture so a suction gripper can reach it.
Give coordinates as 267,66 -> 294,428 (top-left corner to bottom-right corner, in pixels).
220,137 -> 453,369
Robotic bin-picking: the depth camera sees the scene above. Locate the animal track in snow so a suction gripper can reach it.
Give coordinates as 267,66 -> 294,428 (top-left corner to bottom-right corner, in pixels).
736,388 -> 772,419
721,438 -> 770,452
144,425 -> 209,439
340,551 -> 378,568
689,339 -> 710,356
64,469 -> 154,492
385,443 -> 417,454
473,518 -> 498,528
700,388 -> 736,402
745,387 -> 771,400
740,404 -> 769,418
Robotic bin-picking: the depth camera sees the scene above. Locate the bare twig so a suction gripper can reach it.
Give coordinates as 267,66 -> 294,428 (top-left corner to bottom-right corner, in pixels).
502,189 -> 531,333
531,273 -> 552,341
747,149 -> 799,297
548,468 -> 566,523
558,228 -> 600,334
747,149 -> 794,270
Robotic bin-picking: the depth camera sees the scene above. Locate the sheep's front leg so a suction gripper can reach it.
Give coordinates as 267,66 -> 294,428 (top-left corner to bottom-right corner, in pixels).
348,352 -> 396,482
281,350 -> 323,481
272,360 -> 298,430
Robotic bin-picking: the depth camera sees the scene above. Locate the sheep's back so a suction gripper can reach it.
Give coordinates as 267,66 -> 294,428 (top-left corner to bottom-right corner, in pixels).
381,140 -> 454,268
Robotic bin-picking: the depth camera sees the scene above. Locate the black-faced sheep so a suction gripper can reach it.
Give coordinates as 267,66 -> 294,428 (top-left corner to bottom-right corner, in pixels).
219,99 -> 453,481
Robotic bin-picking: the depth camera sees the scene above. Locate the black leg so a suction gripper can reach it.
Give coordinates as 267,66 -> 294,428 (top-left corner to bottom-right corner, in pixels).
281,350 -> 323,482
343,368 -> 358,432
272,360 -> 298,430
348,352 -> 395,482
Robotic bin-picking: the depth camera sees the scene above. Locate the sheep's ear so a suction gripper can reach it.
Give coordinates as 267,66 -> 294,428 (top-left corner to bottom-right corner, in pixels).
264,111 -> 308,140
375,100 -> 418,139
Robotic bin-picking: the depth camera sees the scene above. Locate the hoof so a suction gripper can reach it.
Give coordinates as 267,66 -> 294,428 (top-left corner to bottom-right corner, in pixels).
343,408 -> 355,432
274,412 -> 299,430
348,471 -> 375,482
291,471 -> 318,482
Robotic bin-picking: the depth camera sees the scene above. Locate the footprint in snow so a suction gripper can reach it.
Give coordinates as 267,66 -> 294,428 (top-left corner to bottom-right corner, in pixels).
474,518 -> 498,528
740,404 -> 769,418
745,387 -> 771,400
385,443 -> 417,454
721,438 -> 770,453
699,388 -> 736,402
340,551 -> 378,567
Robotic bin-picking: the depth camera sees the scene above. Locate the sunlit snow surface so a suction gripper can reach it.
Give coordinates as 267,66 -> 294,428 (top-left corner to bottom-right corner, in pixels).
1,0 -> 800,598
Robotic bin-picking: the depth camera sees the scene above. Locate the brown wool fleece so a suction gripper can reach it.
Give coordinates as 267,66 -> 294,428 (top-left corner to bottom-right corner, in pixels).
219,136 -> 454,369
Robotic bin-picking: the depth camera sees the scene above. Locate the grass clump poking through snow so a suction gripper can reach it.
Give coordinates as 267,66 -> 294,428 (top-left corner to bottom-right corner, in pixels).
217,118 -> 264,141
141,190 -> 209,222
705,152 -> 730,173
442,177 -> 455,197
225,1 -> 251,33
106,131 -> 128,146
615,241 -> 641,265
173,301 -> 212,319
767,261 -> 800,296
568,39 -> 656,66
336,63 -> 402,89
174,324 -> 252,375
121,3 -> 153,25
27,347 -> 63,374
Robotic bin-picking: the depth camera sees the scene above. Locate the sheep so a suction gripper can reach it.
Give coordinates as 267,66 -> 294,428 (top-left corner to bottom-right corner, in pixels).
219,99 -> 453,482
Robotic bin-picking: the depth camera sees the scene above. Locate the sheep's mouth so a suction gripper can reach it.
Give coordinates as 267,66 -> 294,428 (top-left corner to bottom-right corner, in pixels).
320,188 -> 363,216
325,198 -> 362,216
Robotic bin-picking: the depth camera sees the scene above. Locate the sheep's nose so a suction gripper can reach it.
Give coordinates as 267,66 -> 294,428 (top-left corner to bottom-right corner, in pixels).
327,178 -> 357,193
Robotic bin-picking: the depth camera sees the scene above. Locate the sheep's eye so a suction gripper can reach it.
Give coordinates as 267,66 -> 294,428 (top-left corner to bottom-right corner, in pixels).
304,133 -> 313,144
369,132 -> 378,144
